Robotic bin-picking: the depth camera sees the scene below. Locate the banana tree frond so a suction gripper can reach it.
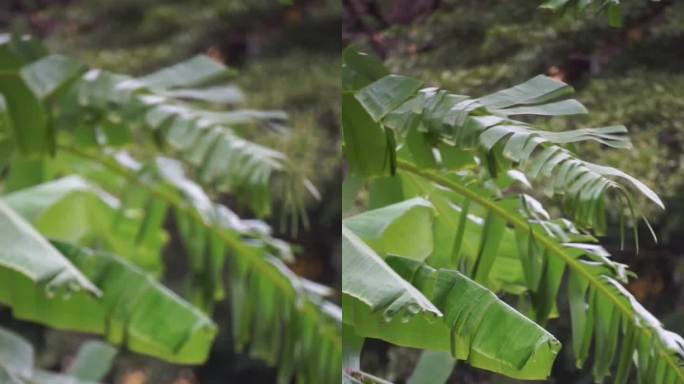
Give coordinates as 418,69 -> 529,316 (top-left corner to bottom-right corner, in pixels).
50,147 -> 341,382
229,253 -> 341,384
0,34 -> 338,382
350,73 -> 663,239
343,34 -> 680,384
71,60 -> 301,219
395,160 -> 684,383
0,35 -> 312,227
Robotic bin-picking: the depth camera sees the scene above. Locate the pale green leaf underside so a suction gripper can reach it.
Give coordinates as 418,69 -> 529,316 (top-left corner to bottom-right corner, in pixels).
344,197 -> 434,261
342,225 -> 440,318
385,173 -> 528,293
3,175 -> 166,271
0,200 -> 99,297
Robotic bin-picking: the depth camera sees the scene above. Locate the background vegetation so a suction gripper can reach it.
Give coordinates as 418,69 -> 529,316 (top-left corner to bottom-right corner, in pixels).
0,1 -> 340,383
344,0 -> 684,382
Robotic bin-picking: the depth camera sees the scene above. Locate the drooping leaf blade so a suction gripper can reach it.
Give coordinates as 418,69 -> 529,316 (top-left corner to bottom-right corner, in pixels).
344,255 -> 561,380
342,225 -> 441,319
0,200 -> 99,297
0,240 -> 217,365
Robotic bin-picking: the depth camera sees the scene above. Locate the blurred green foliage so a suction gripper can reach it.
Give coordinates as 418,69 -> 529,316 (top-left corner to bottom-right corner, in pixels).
2,1 -> 341,382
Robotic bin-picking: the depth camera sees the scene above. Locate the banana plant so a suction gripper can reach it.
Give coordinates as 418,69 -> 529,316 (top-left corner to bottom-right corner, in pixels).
341,47 -> 684,383
0,33 -> 340,383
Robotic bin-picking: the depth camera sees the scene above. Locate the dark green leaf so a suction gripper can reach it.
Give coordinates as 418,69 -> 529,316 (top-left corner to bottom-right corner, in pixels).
355,75 -> 423,121
342,47 -> 389,91
343,95 -> 391,177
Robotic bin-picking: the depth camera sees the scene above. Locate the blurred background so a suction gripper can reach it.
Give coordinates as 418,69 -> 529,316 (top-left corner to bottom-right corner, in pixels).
343,0 -> 684,382
0,0 -> 340,383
